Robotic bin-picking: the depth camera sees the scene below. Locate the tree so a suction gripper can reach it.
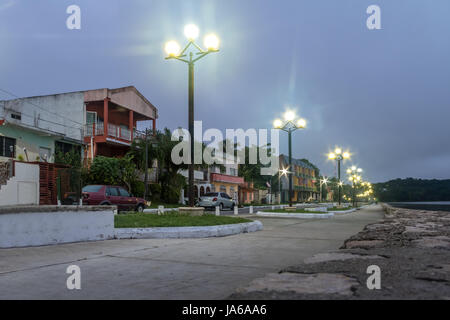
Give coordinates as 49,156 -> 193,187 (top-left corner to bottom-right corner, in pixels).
373,178 -> 450,202
86,155 -> 138,193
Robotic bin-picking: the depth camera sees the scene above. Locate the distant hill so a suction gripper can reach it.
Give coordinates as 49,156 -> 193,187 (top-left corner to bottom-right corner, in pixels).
373,178 -> 450,202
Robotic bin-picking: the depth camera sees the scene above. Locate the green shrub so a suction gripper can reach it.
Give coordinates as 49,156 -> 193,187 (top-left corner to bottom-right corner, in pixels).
131,180 -> 145,198
149,183 -> 162,201
162,184 -> 181,204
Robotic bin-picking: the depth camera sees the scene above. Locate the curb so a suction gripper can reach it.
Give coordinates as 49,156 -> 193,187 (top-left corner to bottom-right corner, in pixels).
329,209 -> 357,215
255,211 -> 334,219
114,220 -> 263,239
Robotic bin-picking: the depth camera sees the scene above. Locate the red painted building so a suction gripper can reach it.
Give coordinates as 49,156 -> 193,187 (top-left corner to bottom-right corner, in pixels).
83,86 -> 158,159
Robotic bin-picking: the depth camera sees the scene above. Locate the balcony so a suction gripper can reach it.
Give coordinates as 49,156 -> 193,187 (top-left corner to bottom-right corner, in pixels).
210,173 -> 244,185
84,123 -> 138,143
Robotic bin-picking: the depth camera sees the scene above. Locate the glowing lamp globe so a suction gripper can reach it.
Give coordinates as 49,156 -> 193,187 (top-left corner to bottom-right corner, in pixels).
297,118 -> 306,128
204,34 -> 220,51
273,119 -> 283,129
184,24 -> 199,40
165,41 -> 181,57
283,111 -> 295,122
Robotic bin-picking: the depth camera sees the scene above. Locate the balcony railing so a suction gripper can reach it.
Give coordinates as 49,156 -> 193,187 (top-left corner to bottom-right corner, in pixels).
84,122 -> 132,142
84,122 -> 104,137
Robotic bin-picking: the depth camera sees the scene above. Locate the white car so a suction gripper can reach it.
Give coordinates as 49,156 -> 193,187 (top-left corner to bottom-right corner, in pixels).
198,192 -> 236,210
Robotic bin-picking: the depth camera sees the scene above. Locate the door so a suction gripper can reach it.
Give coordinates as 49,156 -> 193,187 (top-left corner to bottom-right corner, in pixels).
86,111 -> 97,135
220,192 -> 232,208
105,186 -> 122,209
118,187 -> 134,210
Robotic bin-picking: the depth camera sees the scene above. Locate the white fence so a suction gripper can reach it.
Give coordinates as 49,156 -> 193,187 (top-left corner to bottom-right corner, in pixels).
0,162 -> 39,206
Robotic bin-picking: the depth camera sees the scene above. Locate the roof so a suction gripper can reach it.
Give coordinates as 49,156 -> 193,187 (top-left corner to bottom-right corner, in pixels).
0,86 -> 158,120
279,154 -> 317,170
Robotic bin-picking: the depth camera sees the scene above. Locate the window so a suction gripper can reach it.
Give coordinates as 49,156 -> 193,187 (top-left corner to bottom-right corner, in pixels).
10,112 -> 21,121
106,187 -> 120,196
118,188 -> 130,197
39,147 -> 51,162
86,111 -> 97,124
0,136 -> 16,158
82,185 -> 103,193
55,141 -> 81,155
204,192 -> 218,197
221,192 -> 231,199
220,185 -> 227,193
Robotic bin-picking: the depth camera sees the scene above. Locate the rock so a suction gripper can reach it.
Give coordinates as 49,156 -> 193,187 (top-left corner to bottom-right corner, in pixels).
235,273 -> 359,296
411,236 -> 450,249
344,240 -> 384,249
304,252 -> 385,264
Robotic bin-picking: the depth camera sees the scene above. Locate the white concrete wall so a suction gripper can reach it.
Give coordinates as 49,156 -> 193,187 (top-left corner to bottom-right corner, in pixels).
0,162 -> 39,206
1,92 -> 85,142
0,208 -> 115,248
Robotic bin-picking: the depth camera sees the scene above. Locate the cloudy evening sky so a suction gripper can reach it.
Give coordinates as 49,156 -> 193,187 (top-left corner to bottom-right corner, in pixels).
0,0 -> 449,183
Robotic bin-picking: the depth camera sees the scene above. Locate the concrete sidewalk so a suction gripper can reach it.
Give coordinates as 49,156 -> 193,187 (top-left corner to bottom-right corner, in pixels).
0,205 -> 384,299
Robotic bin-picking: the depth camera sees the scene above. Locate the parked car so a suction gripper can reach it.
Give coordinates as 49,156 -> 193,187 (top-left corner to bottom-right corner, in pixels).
81,185 -> 147,212
198,192 -> 235,210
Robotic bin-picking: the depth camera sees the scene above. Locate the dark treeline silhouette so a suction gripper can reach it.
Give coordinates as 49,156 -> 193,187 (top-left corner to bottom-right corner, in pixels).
373,178 -> 450,202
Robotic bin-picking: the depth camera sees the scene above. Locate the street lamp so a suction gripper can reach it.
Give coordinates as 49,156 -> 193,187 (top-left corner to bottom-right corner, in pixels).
347,166 -> 363,207
164,25 -> 220,207
273,111 -> 307,208
327,147 -> 350,206
319,177 -> 328,202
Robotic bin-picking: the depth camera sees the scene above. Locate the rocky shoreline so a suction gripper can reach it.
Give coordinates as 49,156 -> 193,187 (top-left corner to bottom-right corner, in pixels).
229,204 -> 450,300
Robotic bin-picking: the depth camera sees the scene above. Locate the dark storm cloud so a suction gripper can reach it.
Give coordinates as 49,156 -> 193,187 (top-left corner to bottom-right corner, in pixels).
0,0 -> 448,182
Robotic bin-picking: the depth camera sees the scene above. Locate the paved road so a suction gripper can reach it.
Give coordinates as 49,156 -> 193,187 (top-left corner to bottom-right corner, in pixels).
0,205 -> 384,299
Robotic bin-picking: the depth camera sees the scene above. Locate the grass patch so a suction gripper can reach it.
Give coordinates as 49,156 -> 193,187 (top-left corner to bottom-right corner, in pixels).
327,207 -> 353,211
115,212 -> 251,228
262,209 -> 328,214
147,202 -> 181,209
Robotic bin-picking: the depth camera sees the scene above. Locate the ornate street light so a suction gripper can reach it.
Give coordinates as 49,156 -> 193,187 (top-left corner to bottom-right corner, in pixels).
327,147 -> 350,206
319,177 -> 328,202
347,166 -> 363,207
273,111 -> 307,208
164,25 -> 220,207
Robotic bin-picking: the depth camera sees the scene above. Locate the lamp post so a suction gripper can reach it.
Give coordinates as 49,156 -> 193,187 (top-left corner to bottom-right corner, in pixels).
164,25 -> 220,207
273,111 -> 306,208
347,166 -> 363,207
319,177 -> 328,202
328,148 -> 350,206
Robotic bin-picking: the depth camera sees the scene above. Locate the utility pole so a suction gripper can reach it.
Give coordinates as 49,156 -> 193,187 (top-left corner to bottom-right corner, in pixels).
144,128 -> 149,201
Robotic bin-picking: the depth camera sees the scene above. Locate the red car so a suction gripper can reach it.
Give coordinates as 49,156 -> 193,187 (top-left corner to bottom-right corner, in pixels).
82,185 -> 147,212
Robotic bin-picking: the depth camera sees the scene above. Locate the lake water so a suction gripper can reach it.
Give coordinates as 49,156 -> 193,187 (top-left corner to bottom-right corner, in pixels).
389,201 -> 450,212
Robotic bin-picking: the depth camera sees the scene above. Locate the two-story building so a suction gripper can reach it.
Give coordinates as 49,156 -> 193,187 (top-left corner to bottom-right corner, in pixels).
279,154 -> 319,203
0,86 -> 158,163
83,86 -> 157,159
179,151 -> 244,204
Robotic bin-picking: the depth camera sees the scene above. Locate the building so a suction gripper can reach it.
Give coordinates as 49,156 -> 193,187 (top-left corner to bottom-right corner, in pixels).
209,151 -> 244,203
179,151 -> 244,204
279,154 -> 319,203
0,91 -> 85,163
179,168 -> 212,203
0,86 -> 158,164
83,86 -> 157,160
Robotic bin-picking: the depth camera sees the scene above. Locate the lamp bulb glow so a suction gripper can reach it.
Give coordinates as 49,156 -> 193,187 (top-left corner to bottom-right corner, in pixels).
204,34 -> 220,51
184,24 -> 199,40
297,118 -> 306,128
165,41 -> 181,57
